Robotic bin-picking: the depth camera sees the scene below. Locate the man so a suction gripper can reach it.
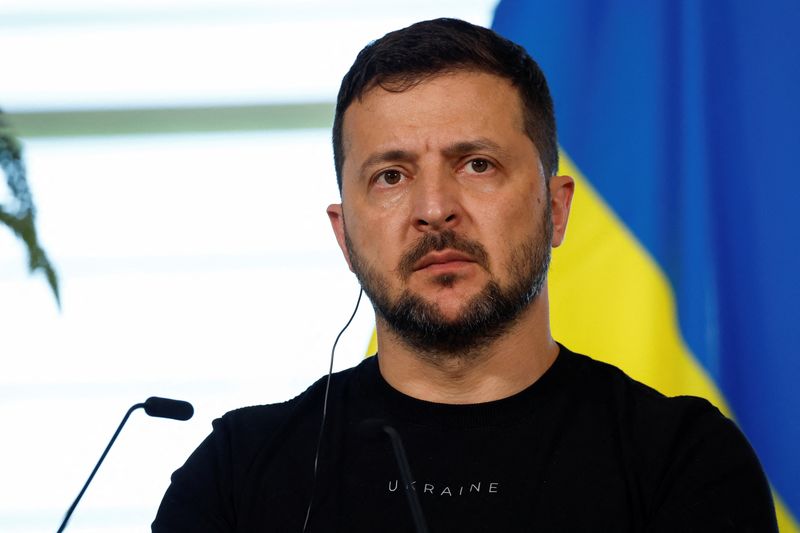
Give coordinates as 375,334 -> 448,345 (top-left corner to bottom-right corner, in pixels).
153,18 -> 777,532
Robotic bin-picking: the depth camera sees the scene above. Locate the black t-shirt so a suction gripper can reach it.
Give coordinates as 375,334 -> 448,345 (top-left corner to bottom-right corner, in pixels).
152,345 -> 777,532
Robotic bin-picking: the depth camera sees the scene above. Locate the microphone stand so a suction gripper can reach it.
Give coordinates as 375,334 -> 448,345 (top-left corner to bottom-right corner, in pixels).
57,402 -> 145,533
380,424 -> 430,533
56,397 -> 193,532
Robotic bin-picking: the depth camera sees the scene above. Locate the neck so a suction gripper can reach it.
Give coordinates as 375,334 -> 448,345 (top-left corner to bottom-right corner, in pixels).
375,286 -> 559,404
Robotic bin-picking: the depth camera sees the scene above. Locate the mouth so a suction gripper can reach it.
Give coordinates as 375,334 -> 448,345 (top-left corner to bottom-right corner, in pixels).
413,250 -> 477,272
397,230 -> 490,280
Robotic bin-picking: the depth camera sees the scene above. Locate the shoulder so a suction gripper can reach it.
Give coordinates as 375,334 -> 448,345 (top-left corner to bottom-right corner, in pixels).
560,345 -> 722,424
557,345 -> 777,530
152,358 -> 376,531
559,345 -> 743,459
215,357 -> 373,447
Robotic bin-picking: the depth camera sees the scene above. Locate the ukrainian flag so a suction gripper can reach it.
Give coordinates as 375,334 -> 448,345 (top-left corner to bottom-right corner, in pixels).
492,0 -> 800,530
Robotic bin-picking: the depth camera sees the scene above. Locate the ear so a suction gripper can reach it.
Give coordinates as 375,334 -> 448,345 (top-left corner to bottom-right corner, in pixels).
326,203 -> 354,272
549,175 -> 575,248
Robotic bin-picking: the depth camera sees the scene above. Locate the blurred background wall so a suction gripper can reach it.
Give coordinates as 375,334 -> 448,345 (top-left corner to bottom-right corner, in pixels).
0,2 -> 496,531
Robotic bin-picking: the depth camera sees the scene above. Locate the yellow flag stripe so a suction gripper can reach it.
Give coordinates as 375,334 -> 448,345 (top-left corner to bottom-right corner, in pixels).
366,328 -> 378,357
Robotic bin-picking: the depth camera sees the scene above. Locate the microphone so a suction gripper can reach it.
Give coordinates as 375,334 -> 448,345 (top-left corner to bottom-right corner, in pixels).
56,396 -> 194,532
359,419 -> 430,533
144,396 -> 194,421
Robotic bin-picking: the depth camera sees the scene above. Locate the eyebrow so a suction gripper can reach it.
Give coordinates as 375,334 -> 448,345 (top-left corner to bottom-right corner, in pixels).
359,138 -> 508,177
441,138 -> 508,159
359,149 -> 418,177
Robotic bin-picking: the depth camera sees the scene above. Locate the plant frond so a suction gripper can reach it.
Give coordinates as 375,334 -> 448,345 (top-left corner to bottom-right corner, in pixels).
0,109 -> 60,308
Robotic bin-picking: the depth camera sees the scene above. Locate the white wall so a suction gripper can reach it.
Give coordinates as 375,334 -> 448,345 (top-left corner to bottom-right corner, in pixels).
0,2 -> 496,530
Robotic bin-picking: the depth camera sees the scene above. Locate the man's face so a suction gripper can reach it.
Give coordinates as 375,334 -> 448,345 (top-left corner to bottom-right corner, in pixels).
328,71 -> 565,356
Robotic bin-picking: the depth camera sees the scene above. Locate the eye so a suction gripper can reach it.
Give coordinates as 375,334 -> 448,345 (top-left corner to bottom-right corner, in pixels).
374,169 -> 405,186
464,158 -> 493,175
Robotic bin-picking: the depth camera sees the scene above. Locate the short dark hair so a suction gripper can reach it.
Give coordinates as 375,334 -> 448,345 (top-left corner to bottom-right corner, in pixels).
332,17 -> 558,192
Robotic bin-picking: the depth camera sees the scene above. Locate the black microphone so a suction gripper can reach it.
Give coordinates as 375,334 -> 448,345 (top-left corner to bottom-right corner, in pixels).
144,396 -> 194,420
359,419 -> 430,533
56,396 -> 194,532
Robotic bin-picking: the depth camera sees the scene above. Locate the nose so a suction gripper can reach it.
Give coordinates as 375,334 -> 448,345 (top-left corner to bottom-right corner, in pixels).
410,170 -> 461,232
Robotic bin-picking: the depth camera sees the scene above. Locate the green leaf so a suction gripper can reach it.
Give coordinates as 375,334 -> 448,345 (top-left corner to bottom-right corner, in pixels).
1,109 -> 61,309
